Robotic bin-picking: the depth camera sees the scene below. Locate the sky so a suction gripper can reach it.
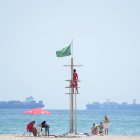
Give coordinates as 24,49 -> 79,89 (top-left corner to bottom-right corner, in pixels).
0,0 -> 140,109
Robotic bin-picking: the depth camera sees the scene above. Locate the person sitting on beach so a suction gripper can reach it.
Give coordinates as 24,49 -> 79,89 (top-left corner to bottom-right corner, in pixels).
91,123 -> 98,135
41,121 -> 49,136
98,122 -> 104,136
27,121 -> 37,136
103,115 -> 110,135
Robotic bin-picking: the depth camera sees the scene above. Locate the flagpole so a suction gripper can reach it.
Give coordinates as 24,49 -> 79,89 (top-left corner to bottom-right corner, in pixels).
70,57 -> 74,133
63,40 -> 82,136
70,39 -> 75,133
71,39 -> 73,58
71,39 -> 77,134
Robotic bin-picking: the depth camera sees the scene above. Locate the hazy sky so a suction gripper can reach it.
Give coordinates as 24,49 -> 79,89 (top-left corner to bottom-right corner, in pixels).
0,0 -> 140,109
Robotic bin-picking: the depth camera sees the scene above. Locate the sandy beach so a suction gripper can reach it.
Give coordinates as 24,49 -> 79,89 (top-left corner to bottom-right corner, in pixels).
0,135 -> 140,140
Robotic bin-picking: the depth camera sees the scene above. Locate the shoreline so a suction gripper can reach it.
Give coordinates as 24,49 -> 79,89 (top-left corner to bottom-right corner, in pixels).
0,134 -> 140,140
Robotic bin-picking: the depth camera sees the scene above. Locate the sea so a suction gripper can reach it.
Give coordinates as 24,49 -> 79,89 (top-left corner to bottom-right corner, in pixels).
0,109 -> 140,136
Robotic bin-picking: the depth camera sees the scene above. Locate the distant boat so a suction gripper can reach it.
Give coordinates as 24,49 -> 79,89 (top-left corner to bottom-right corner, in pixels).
0,96 -> 45,109
86,99 -> 140,110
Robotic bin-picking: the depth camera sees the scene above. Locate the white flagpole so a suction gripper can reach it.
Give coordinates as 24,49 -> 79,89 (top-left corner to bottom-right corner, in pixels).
71,39 -> 73,58
70,39 -> 75,133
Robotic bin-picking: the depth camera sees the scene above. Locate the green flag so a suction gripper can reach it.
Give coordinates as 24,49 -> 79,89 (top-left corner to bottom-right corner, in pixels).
56,44 -> 71,57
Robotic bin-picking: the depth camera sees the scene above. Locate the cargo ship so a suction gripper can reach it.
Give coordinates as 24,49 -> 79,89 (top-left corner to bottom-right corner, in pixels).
86,99 -> 140,110
0,96 -> 45,109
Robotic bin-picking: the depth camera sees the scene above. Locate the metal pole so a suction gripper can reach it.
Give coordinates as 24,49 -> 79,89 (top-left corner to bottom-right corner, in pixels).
69,86 -> 71,133
70,57 -> 74,133
75,92 -> 77,134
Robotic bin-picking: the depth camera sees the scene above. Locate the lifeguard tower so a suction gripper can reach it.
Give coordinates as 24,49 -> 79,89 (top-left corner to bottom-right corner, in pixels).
64,57 -> 82,136
56,41 -> 85,137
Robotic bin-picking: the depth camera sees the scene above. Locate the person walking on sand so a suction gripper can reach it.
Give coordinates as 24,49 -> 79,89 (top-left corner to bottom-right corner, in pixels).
103,115 -> 110,135
71,69 -> 79,93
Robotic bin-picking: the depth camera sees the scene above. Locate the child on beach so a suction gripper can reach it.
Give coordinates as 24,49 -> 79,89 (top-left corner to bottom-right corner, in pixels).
91,123 -> 98,135
98,122 -> 104,136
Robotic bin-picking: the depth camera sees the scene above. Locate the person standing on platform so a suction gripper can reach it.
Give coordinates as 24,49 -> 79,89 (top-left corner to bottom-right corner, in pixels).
71,69 -> 79,93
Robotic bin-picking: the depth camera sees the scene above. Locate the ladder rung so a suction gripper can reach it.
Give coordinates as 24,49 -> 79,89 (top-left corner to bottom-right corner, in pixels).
63,65 -> 83,67
65,87 -> 80,88
65,80 -> 80,82
65,93 -> 80,94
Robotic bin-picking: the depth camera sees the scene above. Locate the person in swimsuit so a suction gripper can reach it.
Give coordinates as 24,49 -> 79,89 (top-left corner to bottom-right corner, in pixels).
103,115 -> 110,135
98,122 -> 104,135
71,69 -> 79,93
91,123 -> 98,135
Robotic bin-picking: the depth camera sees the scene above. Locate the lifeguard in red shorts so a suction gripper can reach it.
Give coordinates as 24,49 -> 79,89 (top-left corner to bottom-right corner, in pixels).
71,69 -> 79,93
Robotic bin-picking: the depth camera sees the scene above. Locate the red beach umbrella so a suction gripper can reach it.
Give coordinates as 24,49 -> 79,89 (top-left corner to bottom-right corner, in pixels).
23,108 -> 51,115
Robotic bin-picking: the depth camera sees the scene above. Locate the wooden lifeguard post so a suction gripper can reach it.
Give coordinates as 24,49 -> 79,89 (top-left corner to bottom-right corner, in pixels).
64,57 -> 82,135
